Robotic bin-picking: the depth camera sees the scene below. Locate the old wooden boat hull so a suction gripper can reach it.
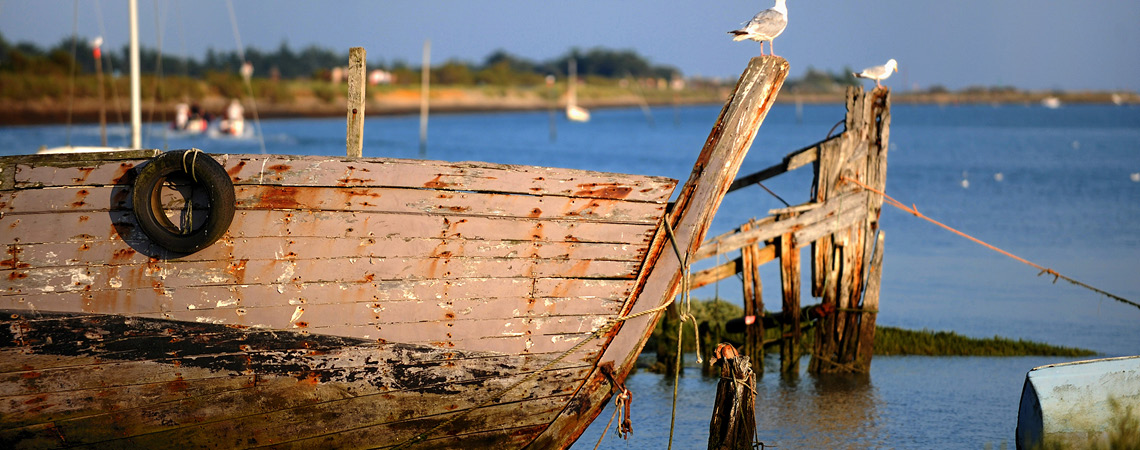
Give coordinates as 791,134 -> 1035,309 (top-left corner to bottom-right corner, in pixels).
1,57 -> 788,449
1016,355 -> 1140,449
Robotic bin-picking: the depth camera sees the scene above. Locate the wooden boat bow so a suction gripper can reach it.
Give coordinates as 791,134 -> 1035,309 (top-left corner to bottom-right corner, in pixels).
534,56 -> 788,448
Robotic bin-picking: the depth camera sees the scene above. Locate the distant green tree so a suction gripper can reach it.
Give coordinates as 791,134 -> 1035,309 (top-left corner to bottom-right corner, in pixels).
435,60 -> 475,85
1,35 -> 683,85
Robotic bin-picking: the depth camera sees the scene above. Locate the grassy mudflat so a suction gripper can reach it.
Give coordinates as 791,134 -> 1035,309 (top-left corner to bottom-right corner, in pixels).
872,326 -> 1097,357
648,299 -> 1097,359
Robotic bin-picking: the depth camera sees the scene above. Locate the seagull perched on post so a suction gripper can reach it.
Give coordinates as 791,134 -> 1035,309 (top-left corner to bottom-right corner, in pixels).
854,59 -> 898,88
728,0 -> 788,57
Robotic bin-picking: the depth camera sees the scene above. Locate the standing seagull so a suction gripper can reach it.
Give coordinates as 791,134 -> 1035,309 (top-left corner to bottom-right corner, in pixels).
854,59 -> 899,88
728,0 -> 788,57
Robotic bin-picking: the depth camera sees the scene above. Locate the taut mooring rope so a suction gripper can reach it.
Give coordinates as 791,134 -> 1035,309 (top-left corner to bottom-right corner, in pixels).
840,176 -> 1140,311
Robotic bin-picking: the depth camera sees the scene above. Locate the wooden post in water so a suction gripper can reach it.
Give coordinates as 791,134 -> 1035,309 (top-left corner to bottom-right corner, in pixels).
707,344 -> 756,450
345,47 -> 366,158
779,231 -> 801,373
740,220 -> 765,372
808,87 -> 891,374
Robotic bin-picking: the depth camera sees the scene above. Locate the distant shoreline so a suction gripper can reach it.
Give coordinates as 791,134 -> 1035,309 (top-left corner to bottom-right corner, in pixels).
2,88 -> 1134,127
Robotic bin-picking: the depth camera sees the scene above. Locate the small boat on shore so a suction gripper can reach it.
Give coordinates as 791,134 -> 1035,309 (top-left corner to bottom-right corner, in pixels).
1016,355 -> 1140,449
0,57 -> 788,448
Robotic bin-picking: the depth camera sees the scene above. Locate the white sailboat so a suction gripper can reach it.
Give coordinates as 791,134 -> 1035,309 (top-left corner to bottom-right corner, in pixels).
566,58 -> 590,122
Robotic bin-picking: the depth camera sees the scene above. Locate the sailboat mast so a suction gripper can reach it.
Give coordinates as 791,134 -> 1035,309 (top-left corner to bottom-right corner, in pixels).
128,0 -> 141,148
568,59 -> 577,107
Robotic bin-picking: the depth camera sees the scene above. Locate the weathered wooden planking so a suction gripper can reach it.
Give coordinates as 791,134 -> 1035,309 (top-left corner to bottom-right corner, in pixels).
790,192 -> 871,246
2,210 -> 658,246
8,153 -> 677,203
2,362 -> 577,449
0,317 -> 599,376
0,149 -> 158,191
4,236 -> 646,273
138,395 -> 566,450
3,289 -> 625,322
692,190 -> 871,261
778,232 -> 802,373
741,220 -> 765,366
3,277 -> 633,309
2,352 -> 589,419
236,185 -> 667,223
1,183 -> 668,225
3,255 -> 641,294
1,312 -> 598,446
855,231 -> 884,370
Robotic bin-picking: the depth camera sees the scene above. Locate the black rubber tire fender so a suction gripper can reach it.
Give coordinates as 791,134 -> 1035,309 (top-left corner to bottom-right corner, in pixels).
131,149 -> 235,254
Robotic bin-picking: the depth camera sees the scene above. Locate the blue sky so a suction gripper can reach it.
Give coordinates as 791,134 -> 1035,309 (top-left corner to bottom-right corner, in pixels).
2,0 -> 1138,91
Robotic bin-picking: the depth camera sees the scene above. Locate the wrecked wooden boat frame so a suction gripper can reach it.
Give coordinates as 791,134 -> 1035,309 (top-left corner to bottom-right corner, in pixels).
686,86 -> 892,374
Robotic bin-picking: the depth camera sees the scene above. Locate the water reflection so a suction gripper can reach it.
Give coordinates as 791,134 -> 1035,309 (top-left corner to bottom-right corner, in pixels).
755,356 -> 885,448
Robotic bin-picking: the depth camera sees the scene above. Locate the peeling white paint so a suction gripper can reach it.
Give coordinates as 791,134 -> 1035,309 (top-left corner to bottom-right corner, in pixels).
108,277 -> 122,288
290,306 -> 305,323
69,268 -> 94,286
216,298 -> 239,308
276,262 -> 296,284
551,335 -> 581,344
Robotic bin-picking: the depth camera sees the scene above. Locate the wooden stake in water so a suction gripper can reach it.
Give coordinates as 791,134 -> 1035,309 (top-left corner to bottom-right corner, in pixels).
346,47 -> 366,158
419,39 -> 430,157
708,344 -> 757,450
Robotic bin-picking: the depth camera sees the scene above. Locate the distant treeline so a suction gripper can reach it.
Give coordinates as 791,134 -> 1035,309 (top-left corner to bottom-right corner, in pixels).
0,31 -> 680,85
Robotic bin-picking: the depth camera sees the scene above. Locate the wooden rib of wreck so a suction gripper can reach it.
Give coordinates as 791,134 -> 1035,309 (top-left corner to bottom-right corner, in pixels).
0,57 -> 788,449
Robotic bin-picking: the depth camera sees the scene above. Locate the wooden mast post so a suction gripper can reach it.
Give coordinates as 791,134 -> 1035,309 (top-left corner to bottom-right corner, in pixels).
345,47 -> 366,158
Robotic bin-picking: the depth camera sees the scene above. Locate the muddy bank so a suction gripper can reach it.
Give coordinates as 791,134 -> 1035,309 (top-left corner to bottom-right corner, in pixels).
0,88 -> 729,126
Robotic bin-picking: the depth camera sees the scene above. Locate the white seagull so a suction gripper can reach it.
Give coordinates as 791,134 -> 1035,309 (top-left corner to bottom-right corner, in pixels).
854,59 -> 899,88
728,0 -> 788,57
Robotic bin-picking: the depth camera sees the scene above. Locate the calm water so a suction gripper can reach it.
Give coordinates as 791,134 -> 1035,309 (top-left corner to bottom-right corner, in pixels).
3,101 -> 1139,448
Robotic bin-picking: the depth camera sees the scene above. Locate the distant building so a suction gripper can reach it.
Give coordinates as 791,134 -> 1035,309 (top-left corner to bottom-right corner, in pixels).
369,69 -> 395,85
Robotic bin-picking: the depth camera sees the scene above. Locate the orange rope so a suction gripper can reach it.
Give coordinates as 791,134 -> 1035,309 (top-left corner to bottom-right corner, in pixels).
840,176 -> 1140,311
